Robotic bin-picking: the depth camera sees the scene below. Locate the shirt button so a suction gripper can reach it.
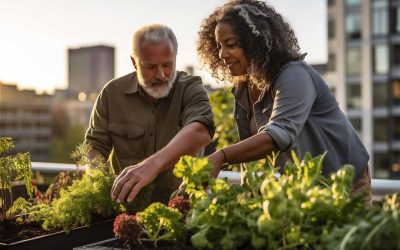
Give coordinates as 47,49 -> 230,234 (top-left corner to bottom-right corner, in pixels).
150,133 -> 153,137
151,110 -> 155,114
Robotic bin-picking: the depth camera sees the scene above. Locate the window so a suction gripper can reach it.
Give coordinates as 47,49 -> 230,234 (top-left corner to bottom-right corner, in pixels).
393,80 -> 400,105
392,151 -> 400,178
373,82 -> 388,107
346,0 -> 361,7
327,54 -> 336,72
394,117 -> 400,140
346,47 -> 361,75
391,5 -> 400,34
346,84 -> 361,109
328,19 -> 336,39
372,0 -> 389,36
373,44 -> 389,74
393,45 -> 400,66
374,152 -> 390,178
346,12 -> 361,39
374,117 -> 389,141
349,117 -> 362,133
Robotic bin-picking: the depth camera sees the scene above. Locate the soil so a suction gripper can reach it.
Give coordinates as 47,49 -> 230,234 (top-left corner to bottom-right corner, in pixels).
0,218 -> 59,244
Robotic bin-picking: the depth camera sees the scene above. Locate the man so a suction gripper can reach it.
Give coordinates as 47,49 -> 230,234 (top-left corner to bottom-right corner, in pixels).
84,24 -> 214,205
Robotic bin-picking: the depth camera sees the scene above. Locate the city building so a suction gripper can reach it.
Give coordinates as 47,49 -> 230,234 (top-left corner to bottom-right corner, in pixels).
326,0 -> 400,179
0,82 -> 53,161
68,45 -> 115,100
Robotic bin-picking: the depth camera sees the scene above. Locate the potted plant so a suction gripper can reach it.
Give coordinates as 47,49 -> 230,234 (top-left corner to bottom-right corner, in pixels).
0,138 -> 125,250
84,154 -> 400,250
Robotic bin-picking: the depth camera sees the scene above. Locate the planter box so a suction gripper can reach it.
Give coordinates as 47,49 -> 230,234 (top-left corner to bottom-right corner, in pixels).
0,220 -> 114,250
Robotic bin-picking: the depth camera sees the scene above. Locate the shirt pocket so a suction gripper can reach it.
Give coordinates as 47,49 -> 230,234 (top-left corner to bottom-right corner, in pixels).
108,123 -> 145,161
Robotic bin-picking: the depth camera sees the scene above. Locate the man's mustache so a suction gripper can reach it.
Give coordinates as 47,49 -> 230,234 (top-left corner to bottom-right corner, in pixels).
151,80 -> 169,85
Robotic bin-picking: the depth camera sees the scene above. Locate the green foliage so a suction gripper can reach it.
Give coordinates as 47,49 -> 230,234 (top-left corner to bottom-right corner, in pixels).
321,193 -> 400,250
28,143 -> 124,231
174,157 -> 213,199
28,166 -> 123,231
137,202 -> 185,246
50,123 -> 86,163
176,154 -> 370,250
209,88 -> 238,149
123,184 -> 155,214
28,143 -> 158,231
0,137 -> 33,220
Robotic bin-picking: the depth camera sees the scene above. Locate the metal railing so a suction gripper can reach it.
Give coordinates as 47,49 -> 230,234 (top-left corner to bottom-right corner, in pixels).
32,162 -> 400,199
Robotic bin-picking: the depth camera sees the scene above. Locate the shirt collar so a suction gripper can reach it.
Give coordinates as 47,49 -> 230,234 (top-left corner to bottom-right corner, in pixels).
124,72 -> 139,94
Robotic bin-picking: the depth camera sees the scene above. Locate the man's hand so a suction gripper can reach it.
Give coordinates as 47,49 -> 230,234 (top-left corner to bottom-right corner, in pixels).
111,159 -> 160,203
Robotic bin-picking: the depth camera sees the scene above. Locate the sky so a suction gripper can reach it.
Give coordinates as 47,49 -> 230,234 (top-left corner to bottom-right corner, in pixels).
0,0 -> 327,94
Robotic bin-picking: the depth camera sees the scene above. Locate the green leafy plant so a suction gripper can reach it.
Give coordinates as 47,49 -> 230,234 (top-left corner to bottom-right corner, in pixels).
0,137 -> 33,220
209,88 -> 238,149
136,202 -> 185,246
27,143 -> 124,231
174,154 -> 368,250
321,193 -> 400,250
28,143 -> 156,231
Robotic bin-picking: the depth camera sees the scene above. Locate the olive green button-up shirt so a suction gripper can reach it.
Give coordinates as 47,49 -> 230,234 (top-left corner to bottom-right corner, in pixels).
85,71 -> 214,203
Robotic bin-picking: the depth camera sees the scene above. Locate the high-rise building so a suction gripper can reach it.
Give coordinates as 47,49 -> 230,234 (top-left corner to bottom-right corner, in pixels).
326,0 -> 400,179
68,45 -> 115,100
0,82 -> 52,161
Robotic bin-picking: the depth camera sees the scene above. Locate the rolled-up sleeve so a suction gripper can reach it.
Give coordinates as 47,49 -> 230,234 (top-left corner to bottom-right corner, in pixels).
259,64 -> 316,151
84,88 -> 112,158
181,76 -> 215,138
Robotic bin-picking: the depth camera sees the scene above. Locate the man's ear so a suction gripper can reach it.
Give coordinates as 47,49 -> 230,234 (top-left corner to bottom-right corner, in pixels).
130,56 -> 137,70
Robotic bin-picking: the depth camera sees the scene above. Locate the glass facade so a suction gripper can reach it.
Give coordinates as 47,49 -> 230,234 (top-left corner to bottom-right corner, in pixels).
374,117 -> 389,141
346,84 -> 361,109
346,0 -> 361,7
346,12 -> 362,39
391,5 -> 400,34
373,44 -> 389,74
349,117 -> 362,133
346,47 -> 361,75
373,82 -> 388,107
374,152 -> 390,178
372,0 -> 389,36
393,80 -> 400,105
393,117 -> 400,140
328,19 -> 336,39
327,54 -> 336,72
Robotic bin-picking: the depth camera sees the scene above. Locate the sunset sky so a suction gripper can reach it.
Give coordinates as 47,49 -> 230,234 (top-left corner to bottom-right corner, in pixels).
0,0 -> 327,93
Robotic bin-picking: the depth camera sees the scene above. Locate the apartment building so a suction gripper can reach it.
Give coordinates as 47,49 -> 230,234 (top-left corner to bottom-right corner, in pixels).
326,0 -> 400,179
0,82 -> 52,161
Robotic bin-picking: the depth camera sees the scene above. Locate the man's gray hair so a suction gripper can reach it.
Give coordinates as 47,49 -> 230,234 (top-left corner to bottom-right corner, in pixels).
132,24 -> 178,59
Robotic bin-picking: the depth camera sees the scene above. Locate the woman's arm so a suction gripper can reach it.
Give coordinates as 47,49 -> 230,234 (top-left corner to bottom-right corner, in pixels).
208,132 -> 277,177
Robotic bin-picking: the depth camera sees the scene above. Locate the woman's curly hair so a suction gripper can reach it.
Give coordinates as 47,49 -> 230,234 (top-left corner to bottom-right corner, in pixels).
197,0 -> 305,88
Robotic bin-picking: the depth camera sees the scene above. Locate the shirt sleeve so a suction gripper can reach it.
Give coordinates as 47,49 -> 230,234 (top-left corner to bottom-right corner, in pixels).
259,63 -> 317,151
84,87 -> 112,158
181,76 -> 215,138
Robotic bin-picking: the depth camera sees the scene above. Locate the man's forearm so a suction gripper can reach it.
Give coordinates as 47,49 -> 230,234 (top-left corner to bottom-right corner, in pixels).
86,149 -> 107,169
147,122 -> 212,174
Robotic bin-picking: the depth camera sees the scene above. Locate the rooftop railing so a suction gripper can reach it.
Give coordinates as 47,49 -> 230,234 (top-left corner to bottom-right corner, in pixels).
32,162 -> 400,200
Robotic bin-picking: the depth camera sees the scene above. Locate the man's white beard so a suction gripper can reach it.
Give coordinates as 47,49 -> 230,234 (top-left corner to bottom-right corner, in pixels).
138,70 -> 177,99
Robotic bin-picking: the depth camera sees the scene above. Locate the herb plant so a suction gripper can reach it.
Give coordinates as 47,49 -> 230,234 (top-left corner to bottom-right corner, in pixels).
0,137 -> 33,220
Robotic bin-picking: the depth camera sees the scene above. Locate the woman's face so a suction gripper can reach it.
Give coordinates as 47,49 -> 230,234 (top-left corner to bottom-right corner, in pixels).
215,22 -> 249,76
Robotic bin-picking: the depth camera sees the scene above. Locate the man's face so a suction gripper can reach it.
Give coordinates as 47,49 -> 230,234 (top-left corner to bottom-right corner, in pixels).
132,39 -> 177,99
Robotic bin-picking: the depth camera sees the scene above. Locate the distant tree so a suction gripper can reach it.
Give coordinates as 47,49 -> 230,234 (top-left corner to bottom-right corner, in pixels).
50,123 -> 85,163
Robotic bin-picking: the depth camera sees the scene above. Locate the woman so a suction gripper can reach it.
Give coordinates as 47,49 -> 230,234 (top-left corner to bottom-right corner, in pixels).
197,0 -> 371,202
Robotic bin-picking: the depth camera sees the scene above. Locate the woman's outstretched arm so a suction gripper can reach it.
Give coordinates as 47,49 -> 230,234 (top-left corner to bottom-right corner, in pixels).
208,132 -> 278,177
